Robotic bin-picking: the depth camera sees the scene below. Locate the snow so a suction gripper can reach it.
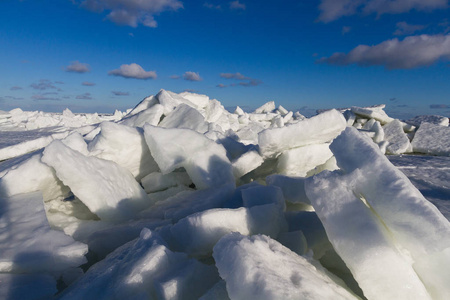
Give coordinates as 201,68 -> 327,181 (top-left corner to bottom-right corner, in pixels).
0,89 -> 449,299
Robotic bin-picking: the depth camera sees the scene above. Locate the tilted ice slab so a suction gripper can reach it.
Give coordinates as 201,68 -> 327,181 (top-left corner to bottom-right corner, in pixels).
258,109 -> 346,158
412,122 -> 450,156
119,103 -> 164,128
326,127 -> 450,299
383,119 -> 412,154
277,143 -> 333,176
143,125 -> 235,189
60,228 -> 219,300
351,104 -> 394,124
42,140 -> 150,222
159,103 -> 209,133
0,153 -> 70,201
306,170 -> 431,300
170,185 -> 286,257
88,121 -> 159,180
213,233 -> 359,300
156,89 -> 199,115
0,192 -> 87,274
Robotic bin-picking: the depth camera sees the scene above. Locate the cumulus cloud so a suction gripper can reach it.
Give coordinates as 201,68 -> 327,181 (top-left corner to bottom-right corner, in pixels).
112,91 -> 129,96
108,63 -> 157,79
76,93 -> 93,100
66,61 -> 91,73
394,21 -> 426,35
230,1 -> 246,10
430,104 -> 450,109
319,34 -> 450,69
219,72 -> 262,87
32,94 -> 61,101
220,72 -> 250,80
82,81 -> 96,86
318,0 -> 448,23
204,2 -> 221,9
77,0 -> 183,28
183,71 -> 202,81
30,79 -> 58,90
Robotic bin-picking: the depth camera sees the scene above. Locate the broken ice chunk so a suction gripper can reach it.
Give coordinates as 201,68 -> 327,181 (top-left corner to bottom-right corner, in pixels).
143,125 -> 235,189
42,140 -> 150,222
258,109 -> 346,158
88,121 -> 159,180
213,233 -> 359,300
277,143 -> 333,176
383,119 -> 412,154
412,122 -> 450,156
0,192 -> 87,274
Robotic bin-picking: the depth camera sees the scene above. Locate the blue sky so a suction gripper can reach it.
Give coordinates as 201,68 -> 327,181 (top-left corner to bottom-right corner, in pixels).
1,0 -> 449,119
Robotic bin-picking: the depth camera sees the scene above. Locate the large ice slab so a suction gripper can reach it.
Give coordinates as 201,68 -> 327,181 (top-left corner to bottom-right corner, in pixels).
328,127 -> 450,299
277,143 -> 333,176
305,170 -> 431,300
60,228 -> 218,300
0,153 -> 70,201
412,122 -> 450,156
213,233 -> 358,300
0,192 -> 87,274
351,105 -> 394,124
42,140 -> 150,222
88,121 -> 159,180
120,103 -> 164,127
258,109 -> 346,158
143,125 -> 234,189
159,103 -> 209,133
383,119 -> 412,154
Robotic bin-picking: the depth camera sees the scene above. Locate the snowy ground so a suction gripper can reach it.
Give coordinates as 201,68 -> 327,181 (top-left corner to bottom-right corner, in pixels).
0,90 -> 449,300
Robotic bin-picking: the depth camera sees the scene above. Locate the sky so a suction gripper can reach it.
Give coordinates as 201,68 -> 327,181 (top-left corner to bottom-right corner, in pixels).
1,0 -> 450,119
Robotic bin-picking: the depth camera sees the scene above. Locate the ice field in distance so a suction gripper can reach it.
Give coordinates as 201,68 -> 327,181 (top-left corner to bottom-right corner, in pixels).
0,89 -> 449,299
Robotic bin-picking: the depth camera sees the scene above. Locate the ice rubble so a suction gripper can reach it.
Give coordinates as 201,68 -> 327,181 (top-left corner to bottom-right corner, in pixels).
0,89 -> 449,299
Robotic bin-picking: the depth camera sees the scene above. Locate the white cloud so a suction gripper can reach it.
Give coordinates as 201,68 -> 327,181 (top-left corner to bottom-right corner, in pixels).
32,94 -> 61,101
320,34 -> 450,69
66,61 -> 91,73
394,21 -> 425,35
183,71 -> 202,81
204,2 -> 221,10
230,0 -> 246,10
220,72 -> 250,80
78,0 -> 183,28
108,63 -> 157,79
30,79 -> 57,90
318,0 -> 448,23
76,92 -> 93,100
170,74 -> 181,79
10,86 -> 22,91
112,91 -> 129,96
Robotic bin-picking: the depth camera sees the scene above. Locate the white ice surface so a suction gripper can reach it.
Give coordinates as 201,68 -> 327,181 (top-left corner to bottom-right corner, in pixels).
213,233 -> 359,300
412,122 -> 450,156
277,143 -> 333,176
258,109 -> 346,158
383,119 -> 412,154
42,140 -> 150,222
159,103 -> 209,133
88,121 -> 159,180
351,105 -> 394,124
406,115 -> 449,127
0,192 -> 87,274
143,125 -> 235,189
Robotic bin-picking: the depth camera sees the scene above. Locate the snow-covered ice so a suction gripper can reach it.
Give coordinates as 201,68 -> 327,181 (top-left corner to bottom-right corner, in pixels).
0,89 -> 449,299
